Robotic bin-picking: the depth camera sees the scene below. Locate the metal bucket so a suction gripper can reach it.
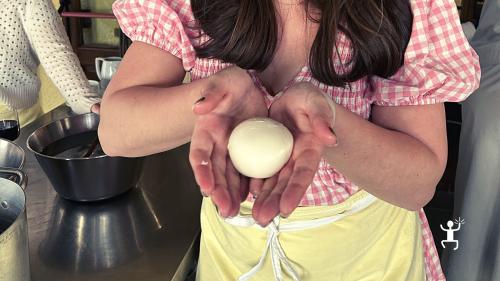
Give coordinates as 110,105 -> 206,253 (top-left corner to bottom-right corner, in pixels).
0,168 -> 30,281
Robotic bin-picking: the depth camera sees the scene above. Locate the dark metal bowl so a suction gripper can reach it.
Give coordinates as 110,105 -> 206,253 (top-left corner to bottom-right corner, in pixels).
26,113 -> 144,202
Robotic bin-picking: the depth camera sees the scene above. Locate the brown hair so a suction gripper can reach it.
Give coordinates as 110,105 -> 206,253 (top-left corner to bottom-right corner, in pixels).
190,0 -> 413,87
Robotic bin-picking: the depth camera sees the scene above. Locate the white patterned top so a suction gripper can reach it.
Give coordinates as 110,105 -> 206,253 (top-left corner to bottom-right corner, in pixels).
0,0 -> 100,113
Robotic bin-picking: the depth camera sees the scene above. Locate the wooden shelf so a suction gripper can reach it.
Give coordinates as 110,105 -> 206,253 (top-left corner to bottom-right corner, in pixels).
59,0 -> 130,79
61,11 -> 116,19
460,0 -> 484,23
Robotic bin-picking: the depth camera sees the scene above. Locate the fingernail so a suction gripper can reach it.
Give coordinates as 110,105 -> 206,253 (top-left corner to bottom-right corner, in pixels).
328,127 -> 339,147
195,97 -> 206,105
281,211 -> 291,218
218,210 -> 228,218
333,139 -> 339,147
326,141 -> 337,148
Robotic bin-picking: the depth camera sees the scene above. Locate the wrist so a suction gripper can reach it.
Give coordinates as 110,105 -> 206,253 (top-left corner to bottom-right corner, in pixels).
320,91 -> 336,129
190,76 -> 214,104
298,83 -> 336,129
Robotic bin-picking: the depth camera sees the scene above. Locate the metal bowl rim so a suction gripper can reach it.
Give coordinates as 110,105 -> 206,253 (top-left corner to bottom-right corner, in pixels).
26,113 -> 107,161
0,138 -> 25,169
56,187 -> 135,202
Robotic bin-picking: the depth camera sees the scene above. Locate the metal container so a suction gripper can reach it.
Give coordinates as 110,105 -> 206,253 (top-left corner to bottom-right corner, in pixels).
0,138 -> 24,169
38,188 -> 161,273
26,113 -> 144,202
0,169 -> 30,281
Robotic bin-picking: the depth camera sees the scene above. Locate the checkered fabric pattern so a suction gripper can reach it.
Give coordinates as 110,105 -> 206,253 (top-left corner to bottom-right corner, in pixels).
113,0 -> 481,280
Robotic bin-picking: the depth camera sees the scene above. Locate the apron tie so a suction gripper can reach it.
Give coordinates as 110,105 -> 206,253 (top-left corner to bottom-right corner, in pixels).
225,194 -> 377,281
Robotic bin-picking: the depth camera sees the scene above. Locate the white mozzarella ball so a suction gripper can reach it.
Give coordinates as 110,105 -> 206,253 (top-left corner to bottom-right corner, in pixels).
228,118 -> 293,178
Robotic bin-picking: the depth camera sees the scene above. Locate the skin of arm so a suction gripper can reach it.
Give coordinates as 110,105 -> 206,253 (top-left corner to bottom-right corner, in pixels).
98,42 -> 205,157
102,42 -> 446,213
252,83 -> 448,224
323,102 -> 447,211
99,41 -> 265,159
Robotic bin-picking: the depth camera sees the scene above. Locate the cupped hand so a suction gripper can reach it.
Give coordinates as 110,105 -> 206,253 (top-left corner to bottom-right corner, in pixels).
189,67 -> 268,217
251,82 -> 337,226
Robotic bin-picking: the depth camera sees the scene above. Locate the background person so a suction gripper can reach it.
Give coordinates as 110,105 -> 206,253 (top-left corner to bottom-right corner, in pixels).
444,0 -> 500,280
0,0 -> 100,126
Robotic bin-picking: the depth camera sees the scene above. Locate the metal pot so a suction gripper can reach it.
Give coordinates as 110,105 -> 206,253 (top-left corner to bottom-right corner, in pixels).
0,168 -> 30,281
0,138 -> 25,169
26,113 -> 144,202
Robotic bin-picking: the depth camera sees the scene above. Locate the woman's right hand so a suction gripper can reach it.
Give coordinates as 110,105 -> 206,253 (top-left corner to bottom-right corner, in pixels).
91,103 -> 101,114
189,67 -> 268,217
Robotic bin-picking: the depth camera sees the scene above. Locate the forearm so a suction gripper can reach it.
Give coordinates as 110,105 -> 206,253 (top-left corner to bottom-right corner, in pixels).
25,0 -> 100,113
324,105 -> 445,210
99,79 -> 206,157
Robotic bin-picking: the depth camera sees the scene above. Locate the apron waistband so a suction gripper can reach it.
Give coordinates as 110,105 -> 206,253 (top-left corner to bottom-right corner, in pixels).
224,193 -> 378,281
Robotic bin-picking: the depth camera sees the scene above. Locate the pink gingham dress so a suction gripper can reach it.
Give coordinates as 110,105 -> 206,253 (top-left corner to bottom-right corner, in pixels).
113,0 -> 481,280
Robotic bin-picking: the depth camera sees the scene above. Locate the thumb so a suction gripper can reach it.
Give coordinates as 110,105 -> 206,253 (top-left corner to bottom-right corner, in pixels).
310,93 -> 337,146
311,115 -> 337,146
192,86 -> 226,115
91,103 -> 101,114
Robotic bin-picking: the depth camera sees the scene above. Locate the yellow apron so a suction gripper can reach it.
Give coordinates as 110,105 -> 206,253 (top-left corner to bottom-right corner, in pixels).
0,67 -> 67,127
197,190 -> 426,281
0,101 -> 44,128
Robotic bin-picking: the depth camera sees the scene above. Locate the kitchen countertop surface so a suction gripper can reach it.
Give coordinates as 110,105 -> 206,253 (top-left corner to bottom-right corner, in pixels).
14,106 -> 202,281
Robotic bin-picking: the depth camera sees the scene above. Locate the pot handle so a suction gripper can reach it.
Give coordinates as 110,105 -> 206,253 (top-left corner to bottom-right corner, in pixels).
0,168 -> 27,190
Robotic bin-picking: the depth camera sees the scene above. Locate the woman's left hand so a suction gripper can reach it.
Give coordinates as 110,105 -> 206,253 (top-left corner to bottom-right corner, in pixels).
251,82 -> 338,226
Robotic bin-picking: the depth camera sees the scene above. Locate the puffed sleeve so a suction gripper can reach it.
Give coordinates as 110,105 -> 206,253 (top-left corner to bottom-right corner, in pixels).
113,0 -> 196,71
367,0 -> 481,106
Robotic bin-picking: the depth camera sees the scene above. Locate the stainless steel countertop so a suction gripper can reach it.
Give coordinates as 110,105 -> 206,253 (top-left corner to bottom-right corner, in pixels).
14,106 -> 202,281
